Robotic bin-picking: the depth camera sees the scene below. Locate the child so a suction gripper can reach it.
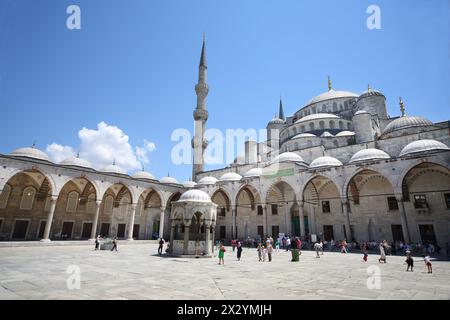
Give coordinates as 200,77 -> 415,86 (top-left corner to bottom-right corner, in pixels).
405,252 -> 414,272
424,255 -> 432,273
257,243 -> 263,262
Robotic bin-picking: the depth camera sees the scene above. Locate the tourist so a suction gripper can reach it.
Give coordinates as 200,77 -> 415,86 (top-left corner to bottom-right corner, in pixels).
165,241 -> 170,253
94,235 -> 101,250
405,252 -> 414,272
218,243 -> 226,265
158,237 -> 165,255
275,238 -> 280,252
362,242 -> 368,262
330,239 -> 335,251
267,243 -> 273,262
231,239 -> 237,252
341,240 -> 348,254
424,255 -> 432,273
111,237 -> 118,252
285,237 -> 291,251
314,242 -> 321,258
237,241 -> 242,261
282,237 -> 287,250
257,243 -> 263,262
378,242 -> 386,263
262,245 -> 267,262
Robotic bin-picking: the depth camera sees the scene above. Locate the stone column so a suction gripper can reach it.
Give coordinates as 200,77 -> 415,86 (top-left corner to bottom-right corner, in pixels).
183,220 -> 191,255
205,221 -> 211,256
211,223 -> 216,253
284,203 -> 292,236
169,223 -> 175,253
41,197 -> 57,242
298,201 -> 305,239
341,198 -> 351,241
231,205 -> 237,239
127,204 -> 137,240
310,205 -> 316,234
89,200 -> 102,240
159,206 -> 166,239
262,204 -> 268,238
396,195 -> 411,244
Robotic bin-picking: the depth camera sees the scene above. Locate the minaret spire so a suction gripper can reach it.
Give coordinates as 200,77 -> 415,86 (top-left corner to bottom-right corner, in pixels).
278,96 -> 285,120
328,76 -> 332,91
399,97 -> 406,117
200,33 -> 207,68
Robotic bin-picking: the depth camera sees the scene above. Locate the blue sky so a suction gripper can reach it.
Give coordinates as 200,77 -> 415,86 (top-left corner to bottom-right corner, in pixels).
0,0 -> 449,181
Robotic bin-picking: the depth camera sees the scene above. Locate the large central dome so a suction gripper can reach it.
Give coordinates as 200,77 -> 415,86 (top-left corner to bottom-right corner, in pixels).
306,89 -> 358,106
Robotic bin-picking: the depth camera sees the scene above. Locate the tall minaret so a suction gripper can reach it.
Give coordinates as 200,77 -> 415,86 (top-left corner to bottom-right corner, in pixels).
192,34 -> 209,180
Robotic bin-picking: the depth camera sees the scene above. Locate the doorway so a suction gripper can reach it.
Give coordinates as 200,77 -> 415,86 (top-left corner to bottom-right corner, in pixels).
81,223 -> 93,239
61,222 -> 74,240
12,220 -> 29,239
419,224 -> 437,245
132,224 -> 140,239
391,225 -> 404,242
100,223 -> 110,237
323,225 -> 334,241
117,224 -> 126,238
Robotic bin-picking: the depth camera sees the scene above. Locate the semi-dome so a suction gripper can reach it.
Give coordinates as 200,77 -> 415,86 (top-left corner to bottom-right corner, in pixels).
292,133 -> 317,139
101,163 -> 126,175
160,176 -> 179,184
358,87 -> 385,101
310,156 -> 343,169
244,168 -> 263,177
320,131 -> 334,138
306,89 -> 358,107
382,116 -> 434,135
268,117 -> 285,125
10,146 -> 50,162
132,170 -> 155,180
60,156 -> 91,169
179,189 -> 211,203
399,139 -> 450,157
295,113 -> 340,124
198,176 -> 218,185
271,152 -> 306,164
350,148 -> 390,163
219,172 -> 242,182
335,131 -> 355,137
182,181 -> 197,188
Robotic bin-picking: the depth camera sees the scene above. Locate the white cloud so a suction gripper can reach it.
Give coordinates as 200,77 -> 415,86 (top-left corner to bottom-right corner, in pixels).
46,121 -> 156,172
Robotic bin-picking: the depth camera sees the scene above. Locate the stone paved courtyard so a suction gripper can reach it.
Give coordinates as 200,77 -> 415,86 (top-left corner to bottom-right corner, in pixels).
0,243 -> 449,300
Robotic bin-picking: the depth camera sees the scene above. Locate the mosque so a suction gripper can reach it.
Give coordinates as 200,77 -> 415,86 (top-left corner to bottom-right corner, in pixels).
0,38 -> 449,252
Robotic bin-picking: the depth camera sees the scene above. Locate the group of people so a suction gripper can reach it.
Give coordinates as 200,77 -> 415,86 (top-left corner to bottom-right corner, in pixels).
94,235 -> 118,252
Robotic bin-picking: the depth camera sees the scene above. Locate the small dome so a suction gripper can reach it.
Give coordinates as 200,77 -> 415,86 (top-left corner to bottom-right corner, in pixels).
320,131 -> 334,138
160,176 -> 179,184
101,164 -> 126,175
295,113 -> 339,124
60,156 -> 91,169
179,189 -> 211,203
244,168 -> 263,178
132,170 -> 155,180
310,156 -> 343,169
219,172 -> 242,182
198,176 -> 218,185
292,133 -> 317,139
10,147 -> 50,161
306,90 -> 358,106
383,116 -> 434,135
350,148 -> 390,163
271,152 -> 306,164
354,110 -> 370,115
335,131 -> 355,137
399,139 -> 450,157
268,117 -> 285,125
182,181 -> 198,188
358,88 -> 384,101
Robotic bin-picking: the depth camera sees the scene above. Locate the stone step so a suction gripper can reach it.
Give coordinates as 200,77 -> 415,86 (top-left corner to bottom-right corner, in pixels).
0,239 -> 158,248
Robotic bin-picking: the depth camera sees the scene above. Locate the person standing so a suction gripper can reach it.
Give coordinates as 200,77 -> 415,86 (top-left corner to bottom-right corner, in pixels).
378,242 -> 386,263
405,251 -> 414,272
362,242 -> 368,262
286,237 -> 291,251
94,235 -> 101,250
275,238 -> 280,252
314,242 -> 321,258
237,241 -> 243,261
267,243 -> 273,262
218,243 -> 226,265
158,237 -> 165,255
341,240 -> 348,254
257,243 -> 263,262
231,239 -> 237,252
111,237 -> 118,252
282,237 -> 287,250
424,255 -> 432,273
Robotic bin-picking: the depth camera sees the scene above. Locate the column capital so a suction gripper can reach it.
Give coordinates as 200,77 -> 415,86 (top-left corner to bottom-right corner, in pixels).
95,200 -> 102,206
183,219 -> 192,227
297,200 -> 304,208
160,206 -> 166,211
130,203 -> 138,210
395,194 -> 404,202
341,197 -> 349,205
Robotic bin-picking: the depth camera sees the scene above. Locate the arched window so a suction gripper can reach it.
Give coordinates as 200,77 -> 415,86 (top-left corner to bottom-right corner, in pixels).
347,122 -> 351,130
0,184 -> 11,209
309,122 -> 315,131
330,120 -> 335,129
322,105 -> 326,112
300,125 -> 305,133
319,121 -> 325,130
87,193 -> 96,213
339,121 -> 344,129
20,186 -> 36,210
312,107 -> 316,114
333,102 -> 337,112
120,196 -> 130,217
292,127 -> 297,135
340,104 -> 343,111
104,195 -> 114,214
66,191 -> 79,213
344,101 -> 348,109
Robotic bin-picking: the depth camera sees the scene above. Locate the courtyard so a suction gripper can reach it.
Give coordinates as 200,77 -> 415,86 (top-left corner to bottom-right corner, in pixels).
0,242 -> 449,300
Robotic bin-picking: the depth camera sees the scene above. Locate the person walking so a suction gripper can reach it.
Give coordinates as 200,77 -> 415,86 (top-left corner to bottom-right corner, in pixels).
285,237 -> 291,251
237,241 -> 243,261
378,242 -> 386,263
262,245 -> 267,262
267,243 -> 273,262
158,237 -> 165,255
275,238 -> 280,252
231,239 -> 237,252
362,242 -> 368,262
314,242 -> 321,258
111,237 -> 118,252
94,235 -> 101,250
218,243 -> 226,265
405,251 -> 414,272
341,240 -> 348,254
282,237 -> 287,250
424,255 -> 432,273
257,243 -> 263,262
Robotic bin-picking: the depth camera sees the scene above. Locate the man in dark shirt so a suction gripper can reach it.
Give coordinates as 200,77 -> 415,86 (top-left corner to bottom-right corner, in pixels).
158,238 -> 165,255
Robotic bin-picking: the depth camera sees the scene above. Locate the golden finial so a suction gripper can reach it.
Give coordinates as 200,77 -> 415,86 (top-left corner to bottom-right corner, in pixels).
399,97 -> 406,117
328,76 -> 332,91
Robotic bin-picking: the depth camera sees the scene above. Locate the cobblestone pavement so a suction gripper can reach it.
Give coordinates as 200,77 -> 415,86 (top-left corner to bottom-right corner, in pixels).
0,244 -> 448,300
